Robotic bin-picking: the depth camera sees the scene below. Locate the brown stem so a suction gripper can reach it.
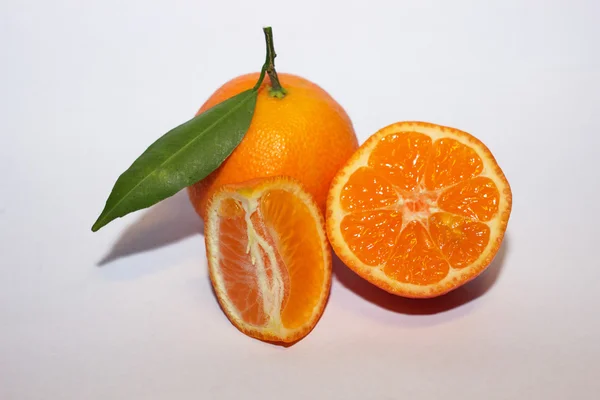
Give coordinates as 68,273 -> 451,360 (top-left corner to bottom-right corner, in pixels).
262,27 -> 287,98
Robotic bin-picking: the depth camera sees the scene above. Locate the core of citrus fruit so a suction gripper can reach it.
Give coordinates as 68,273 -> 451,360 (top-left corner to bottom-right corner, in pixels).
326,121 -> 512,298
205,177 -> 332,343
188,73 -> 358,220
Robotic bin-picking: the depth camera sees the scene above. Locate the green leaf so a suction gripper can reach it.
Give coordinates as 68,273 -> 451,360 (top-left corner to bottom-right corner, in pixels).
91,89 -> 258,232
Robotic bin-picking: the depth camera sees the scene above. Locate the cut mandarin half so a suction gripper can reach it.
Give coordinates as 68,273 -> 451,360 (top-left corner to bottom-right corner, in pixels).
327,121 -> 512,298
205,177 -> 331,343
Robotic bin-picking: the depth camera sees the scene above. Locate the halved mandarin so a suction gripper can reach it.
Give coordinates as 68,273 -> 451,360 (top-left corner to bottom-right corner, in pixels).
327,122 -> 512,298
205,177 -> 331,343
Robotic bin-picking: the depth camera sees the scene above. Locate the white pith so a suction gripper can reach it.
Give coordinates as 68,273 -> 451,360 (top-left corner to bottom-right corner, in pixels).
329,123 -> 512,295
206,182 -> 330,338
241,195 -> 285,328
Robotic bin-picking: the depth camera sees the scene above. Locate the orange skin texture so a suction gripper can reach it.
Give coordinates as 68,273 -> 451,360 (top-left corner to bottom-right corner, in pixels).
188,73 -> 358,220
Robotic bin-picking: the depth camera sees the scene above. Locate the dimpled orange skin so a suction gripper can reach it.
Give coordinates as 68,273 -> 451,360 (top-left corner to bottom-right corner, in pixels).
188,73 -> 358,220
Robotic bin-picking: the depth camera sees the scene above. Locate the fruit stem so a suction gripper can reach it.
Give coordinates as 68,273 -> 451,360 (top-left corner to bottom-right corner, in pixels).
253,27 -> 287,99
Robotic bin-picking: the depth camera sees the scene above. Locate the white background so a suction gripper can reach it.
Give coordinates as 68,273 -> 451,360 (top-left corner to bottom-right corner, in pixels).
2,0 -> 599,399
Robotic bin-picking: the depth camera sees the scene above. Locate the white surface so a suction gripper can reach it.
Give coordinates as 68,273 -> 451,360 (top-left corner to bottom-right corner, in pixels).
1,0 -> 599,399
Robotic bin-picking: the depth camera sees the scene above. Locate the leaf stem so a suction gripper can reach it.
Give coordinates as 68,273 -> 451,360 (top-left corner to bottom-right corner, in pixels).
252,26 -> 287,98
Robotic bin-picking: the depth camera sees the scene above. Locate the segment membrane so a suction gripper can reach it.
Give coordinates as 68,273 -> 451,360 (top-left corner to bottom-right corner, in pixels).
368,132 -> 432,191
438,177 -> 499,221
425,138 -> 483,190
260,190 -> 325,329
217,198 -> 268,326
250,212 -> 290,312
429,212 -> 490,268
340,210 -> 403,266
384,221 -> 450,285
340,167 -> 399,213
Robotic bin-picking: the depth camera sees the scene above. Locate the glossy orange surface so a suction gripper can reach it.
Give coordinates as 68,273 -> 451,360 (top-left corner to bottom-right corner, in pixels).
188,73 -> 358,220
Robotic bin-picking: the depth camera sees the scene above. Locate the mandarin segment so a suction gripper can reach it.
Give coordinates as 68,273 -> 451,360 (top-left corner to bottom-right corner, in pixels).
425,138 -> 483,190
259,189 -> 326,329
206,177 -> 331,343
340,167 -> 399,212
438,177 -> 500,221
384,221 -> 450,285
218,201 -> 268,327
340,210 -> 403,266
368,131 -> 432,191
429,212 -> 490,269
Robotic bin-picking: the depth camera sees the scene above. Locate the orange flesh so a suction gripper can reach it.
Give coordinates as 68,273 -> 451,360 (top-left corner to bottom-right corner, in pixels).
340,132 -> 500,285
217,199 -> 268,326
216,189 -> 325,329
